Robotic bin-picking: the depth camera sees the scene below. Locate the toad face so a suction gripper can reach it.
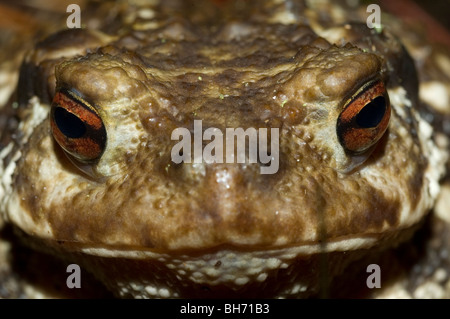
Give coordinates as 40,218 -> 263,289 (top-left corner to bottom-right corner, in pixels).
0,0 -> 448,298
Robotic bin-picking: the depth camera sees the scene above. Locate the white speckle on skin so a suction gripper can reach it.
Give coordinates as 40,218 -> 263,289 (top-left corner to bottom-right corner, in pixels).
158,288 -> 170,298
235,277 -> 249,285
192,271 -> 203,279
256,273 -> 268,282
389,86 -> 412,109
138,8 -> 155,19
373,279 -> 413,299
130,282 -> 140,291
433,268 -> 448,283
413,281 -> 446,299
145,286 -> 157,296
205,267 -> 219,277
290,283 -> 308,294
266,258 -> 282,269
267,0 -> 298,25
435,184 -> 450,223
420,81 -> 450,114
177,269 -> 186,275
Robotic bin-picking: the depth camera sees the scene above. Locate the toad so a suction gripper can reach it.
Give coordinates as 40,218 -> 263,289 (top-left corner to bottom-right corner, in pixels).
0,0 -> 449,298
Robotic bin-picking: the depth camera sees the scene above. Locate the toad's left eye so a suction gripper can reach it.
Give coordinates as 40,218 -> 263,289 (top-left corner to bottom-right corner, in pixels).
50,88 -> 106,163
336,80 -> 391,154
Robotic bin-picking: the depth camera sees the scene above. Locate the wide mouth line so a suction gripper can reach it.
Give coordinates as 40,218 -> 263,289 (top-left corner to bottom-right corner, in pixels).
42,235 -> 383,259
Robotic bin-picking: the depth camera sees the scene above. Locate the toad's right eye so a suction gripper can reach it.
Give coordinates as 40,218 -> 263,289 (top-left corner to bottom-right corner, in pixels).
50,89 -> 106,163
336,80 -> 391,154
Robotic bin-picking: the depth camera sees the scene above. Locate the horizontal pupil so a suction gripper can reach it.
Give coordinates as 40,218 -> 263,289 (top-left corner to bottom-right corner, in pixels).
355,96 -> 386,128
54,107 -> 87,138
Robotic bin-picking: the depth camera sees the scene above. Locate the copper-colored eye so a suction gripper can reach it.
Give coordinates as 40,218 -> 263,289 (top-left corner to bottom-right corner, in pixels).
50,88 -> 106,162
337,80 -> 391,154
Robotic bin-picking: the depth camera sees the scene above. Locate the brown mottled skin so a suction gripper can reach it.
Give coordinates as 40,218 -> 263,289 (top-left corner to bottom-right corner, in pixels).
0,0 -> 448,298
